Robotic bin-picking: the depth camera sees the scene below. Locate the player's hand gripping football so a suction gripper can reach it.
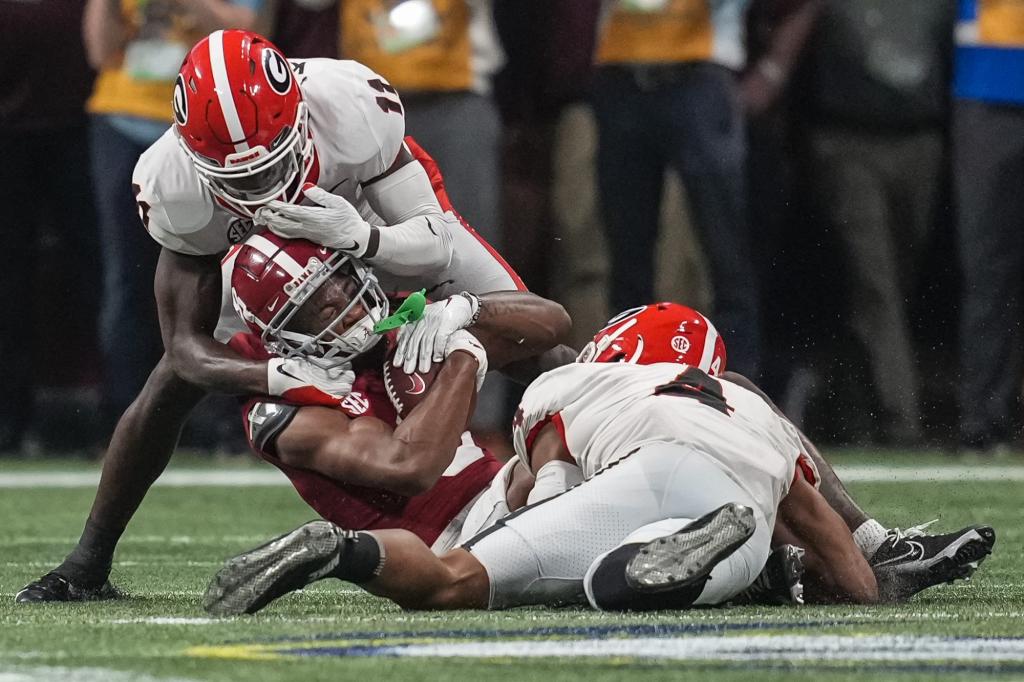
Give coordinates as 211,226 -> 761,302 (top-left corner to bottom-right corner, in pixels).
256,183 -> 372,257
444,329 -> 488,392
393,293 -> 480,374
266,357 -> 355,406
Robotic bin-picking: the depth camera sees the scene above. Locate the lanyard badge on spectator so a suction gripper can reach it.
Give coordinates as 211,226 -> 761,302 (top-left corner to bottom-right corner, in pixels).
618,0 -> 671,14
372,0 -> 441,54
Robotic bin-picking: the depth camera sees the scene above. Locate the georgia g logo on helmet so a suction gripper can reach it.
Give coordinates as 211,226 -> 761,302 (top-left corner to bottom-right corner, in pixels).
172,74 -> 188,126
262,47 -> 292,95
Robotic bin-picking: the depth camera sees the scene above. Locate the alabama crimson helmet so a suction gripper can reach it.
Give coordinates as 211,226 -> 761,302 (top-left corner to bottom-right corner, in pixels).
577,303 -> 727,376
230,232 -> 389,368
173,30 -> 315,216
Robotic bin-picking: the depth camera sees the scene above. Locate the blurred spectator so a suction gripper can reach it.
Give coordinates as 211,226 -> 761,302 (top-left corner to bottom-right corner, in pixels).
271,0 -> 339,57
795,0 -> 955,446
0,0 -> 98,452
591,0 -> 762,378
954,0 -> 1024,451
333,0 -> 508,428
337,0 -> 505,247
83,0 -> 261,430
743,0 -> 820,410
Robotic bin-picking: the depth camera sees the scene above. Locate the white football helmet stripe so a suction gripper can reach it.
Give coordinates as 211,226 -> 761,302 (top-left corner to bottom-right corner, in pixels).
209,30 -> 250,154
698,313 -> 720,373
244,233 -> 305,278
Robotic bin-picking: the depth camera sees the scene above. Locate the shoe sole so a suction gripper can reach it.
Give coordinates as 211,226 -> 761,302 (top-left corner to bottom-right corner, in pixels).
777,544 -> 806,606
204,520 -> 343,616
625,503 -> 756,592
930,526 -> 996,581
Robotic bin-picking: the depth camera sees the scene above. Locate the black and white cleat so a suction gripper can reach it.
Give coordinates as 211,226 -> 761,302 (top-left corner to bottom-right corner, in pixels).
871,521 -> 996,602
733,544 -> 805,606
626,502 -> 757,593
204,520 -> 347,616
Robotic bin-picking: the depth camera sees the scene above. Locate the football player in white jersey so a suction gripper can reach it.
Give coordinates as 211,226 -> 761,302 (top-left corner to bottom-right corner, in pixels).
17,29 -> 571,603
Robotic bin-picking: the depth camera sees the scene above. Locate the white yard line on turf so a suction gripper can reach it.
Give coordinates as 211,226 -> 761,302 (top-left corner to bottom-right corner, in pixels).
1,465 -> 1024,488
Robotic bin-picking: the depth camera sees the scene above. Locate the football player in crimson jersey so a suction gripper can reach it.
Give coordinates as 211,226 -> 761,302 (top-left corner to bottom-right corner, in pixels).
16,29 -> 574,603
222,232 -> 568,549
204,303 -> 995,615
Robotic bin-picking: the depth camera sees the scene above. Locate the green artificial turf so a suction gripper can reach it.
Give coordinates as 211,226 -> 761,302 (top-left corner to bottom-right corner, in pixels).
0,454 -> 1021,681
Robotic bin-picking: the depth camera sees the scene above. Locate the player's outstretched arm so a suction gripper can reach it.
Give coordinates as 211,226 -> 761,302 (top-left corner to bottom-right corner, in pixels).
272,351 -> 481,496
154,249 -> 271,395
775,475 -> 879,604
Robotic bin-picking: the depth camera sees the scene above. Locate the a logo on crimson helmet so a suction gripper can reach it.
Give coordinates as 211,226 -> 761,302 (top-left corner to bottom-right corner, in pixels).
172,75 -> 188,125
262,49 -> 292,95
671,336 -> 691,355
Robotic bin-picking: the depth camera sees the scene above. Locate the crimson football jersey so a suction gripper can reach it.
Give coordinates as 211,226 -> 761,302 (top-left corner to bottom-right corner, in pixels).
230,331 -> 502,547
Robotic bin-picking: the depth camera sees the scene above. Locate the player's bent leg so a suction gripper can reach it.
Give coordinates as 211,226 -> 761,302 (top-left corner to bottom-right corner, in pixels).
204,522 -> 489,616
584,503 -> 767,611
467,443 -> 774,610
17,356 -> 204,603
775,475 -> 879,604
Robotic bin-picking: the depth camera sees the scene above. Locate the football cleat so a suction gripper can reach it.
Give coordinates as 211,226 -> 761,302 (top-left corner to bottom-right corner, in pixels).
733,544 -> 805,606
15,572 -> 122,603
871,521 -> 996,602
626,503 -> 756,592
204,520 -> 346,616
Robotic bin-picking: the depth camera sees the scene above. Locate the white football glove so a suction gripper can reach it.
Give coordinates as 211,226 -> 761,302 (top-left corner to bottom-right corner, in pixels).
445,329 -> 488,392
267,357 -> 355,405
393,293 -> 480,374
255,184 -> 372,256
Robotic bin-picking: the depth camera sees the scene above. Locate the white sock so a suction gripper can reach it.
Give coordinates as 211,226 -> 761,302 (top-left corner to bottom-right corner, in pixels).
852,519 -> 888,559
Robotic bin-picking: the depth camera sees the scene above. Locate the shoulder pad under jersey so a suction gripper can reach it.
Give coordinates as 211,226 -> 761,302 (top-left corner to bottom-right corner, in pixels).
247,401 -> 300,454
295,58 -> 406,182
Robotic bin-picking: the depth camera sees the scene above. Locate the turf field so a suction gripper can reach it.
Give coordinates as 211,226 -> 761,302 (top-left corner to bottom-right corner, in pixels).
1,451 -> 1022,682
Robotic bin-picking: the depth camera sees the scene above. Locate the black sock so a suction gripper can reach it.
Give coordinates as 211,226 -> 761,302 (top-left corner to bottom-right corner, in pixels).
588,543 -> 707,611
329,531 -> 385,583
55,518 -> 122,586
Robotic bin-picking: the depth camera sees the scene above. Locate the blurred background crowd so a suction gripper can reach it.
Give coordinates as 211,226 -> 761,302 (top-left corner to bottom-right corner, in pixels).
1,0 -> 1022,458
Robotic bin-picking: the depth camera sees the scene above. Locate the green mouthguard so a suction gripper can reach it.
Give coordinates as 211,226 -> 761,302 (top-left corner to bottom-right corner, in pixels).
373,289 -> 427,333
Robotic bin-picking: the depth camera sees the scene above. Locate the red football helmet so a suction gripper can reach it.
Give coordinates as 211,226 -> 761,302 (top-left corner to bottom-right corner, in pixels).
230,232 -> 389,368
578,303 -> 727,376
173,30 -> 315,216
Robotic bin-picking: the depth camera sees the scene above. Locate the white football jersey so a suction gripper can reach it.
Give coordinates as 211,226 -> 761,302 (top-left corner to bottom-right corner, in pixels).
513,362 -> 805,520
132,58 -> 405,257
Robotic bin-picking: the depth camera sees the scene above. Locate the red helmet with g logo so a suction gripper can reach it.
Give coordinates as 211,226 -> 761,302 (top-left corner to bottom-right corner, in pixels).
578,302 -> 727,376
174,30 -> 315,216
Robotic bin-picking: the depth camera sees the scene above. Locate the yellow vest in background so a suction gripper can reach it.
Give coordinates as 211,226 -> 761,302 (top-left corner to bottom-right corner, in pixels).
977,0 -> 1024,46
597,0 -> 713,65
339,0 -> 473,92
88,0 -> 204,121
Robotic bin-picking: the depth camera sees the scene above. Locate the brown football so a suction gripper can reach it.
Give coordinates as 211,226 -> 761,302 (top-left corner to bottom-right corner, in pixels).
382,352 -> 442,419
